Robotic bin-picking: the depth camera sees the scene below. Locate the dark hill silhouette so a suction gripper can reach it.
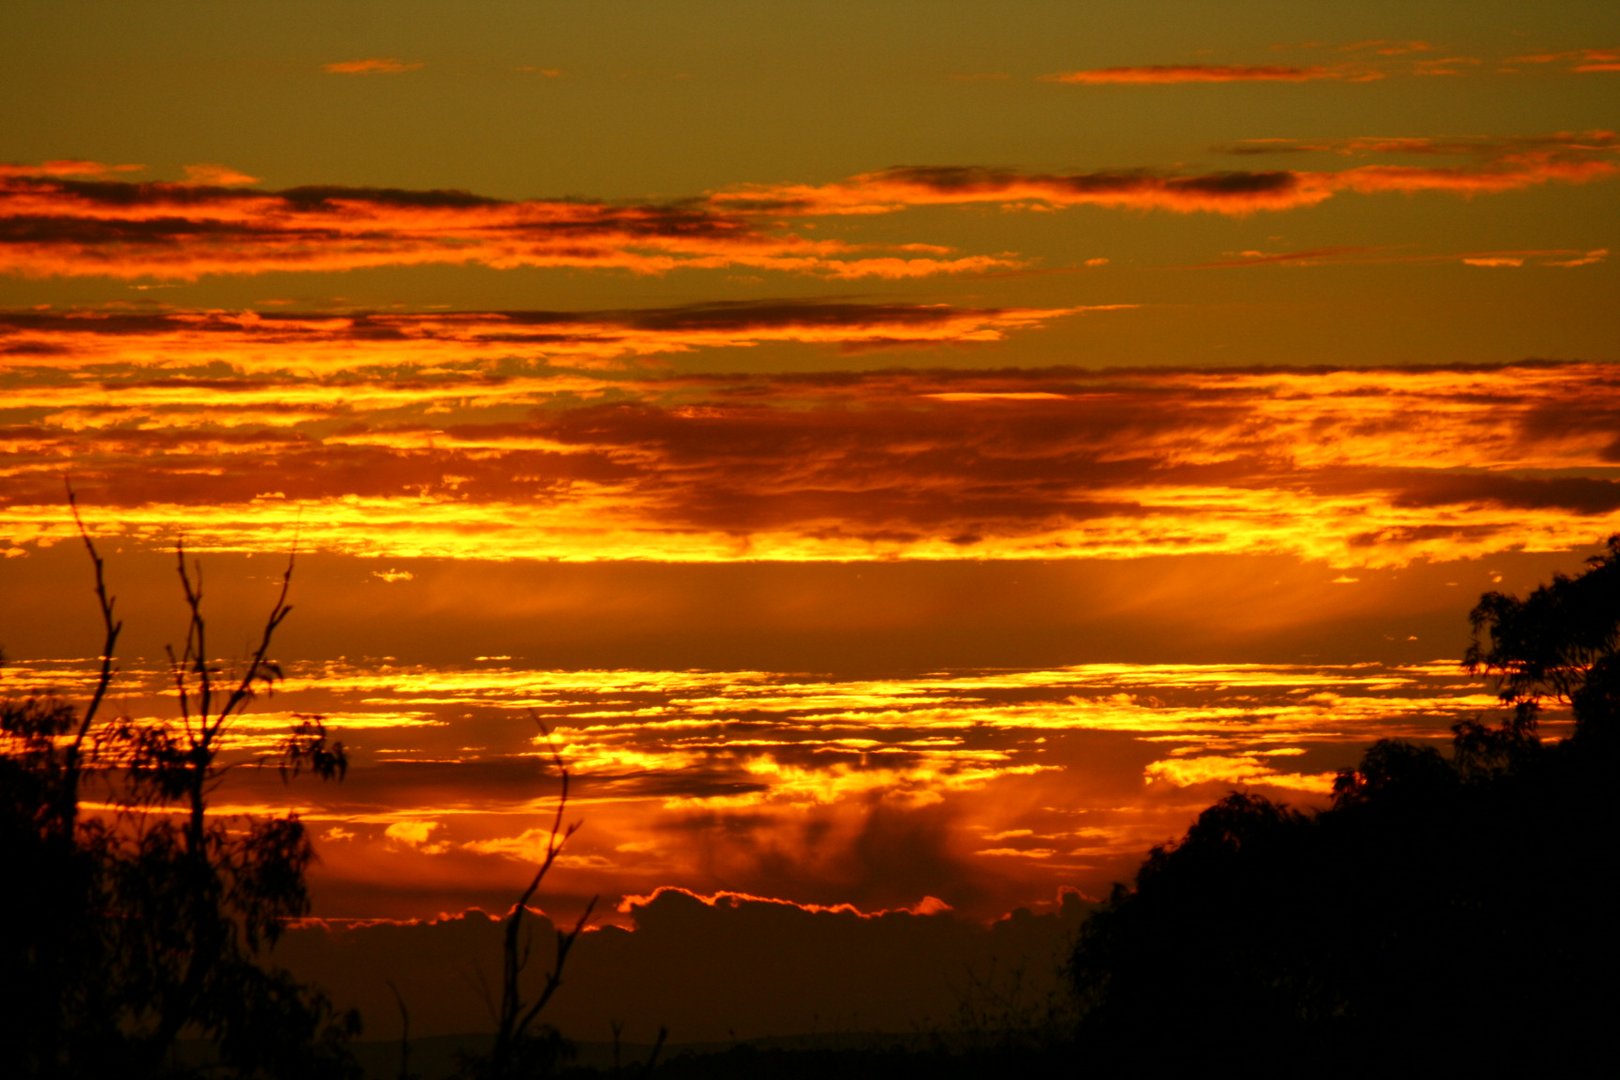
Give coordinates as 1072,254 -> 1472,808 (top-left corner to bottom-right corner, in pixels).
1069,537 -> 1620,1072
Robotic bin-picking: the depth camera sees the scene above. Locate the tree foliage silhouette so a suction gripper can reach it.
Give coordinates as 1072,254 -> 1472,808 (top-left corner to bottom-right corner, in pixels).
1467,533 -> 1620,748
0,500 -> 358,1078
1069,537 -> 1620,1071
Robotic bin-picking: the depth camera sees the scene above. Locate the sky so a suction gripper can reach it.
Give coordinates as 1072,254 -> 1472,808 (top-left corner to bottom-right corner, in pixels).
3,0 -> 1618,1043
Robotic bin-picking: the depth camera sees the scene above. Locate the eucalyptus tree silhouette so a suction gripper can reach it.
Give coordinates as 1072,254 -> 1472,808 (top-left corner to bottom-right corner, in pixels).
1468,533 -> 1620,746
0,498 -> 357,1078
1069,537 -> 1620,1073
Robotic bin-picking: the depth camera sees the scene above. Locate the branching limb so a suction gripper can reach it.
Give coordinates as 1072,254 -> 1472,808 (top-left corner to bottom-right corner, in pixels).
512,897 -> 598,1038
488,716 -> 598,1076
216,548 -> 294,732
66,484 -> 122,761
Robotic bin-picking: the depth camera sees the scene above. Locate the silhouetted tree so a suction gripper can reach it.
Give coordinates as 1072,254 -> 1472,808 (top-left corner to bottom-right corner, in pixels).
1069,537 -> 1620,1073
0,499 -> 358,1077
455,719 -> 619,1080
1468,533 -> 1620,747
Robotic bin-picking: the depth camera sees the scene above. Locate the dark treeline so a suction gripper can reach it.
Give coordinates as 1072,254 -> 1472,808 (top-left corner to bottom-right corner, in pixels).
5,528 -> 1617,1077
1068,536 -> 1620,1073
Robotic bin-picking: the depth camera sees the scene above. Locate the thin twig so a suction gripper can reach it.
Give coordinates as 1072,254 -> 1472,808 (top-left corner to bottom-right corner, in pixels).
489,716 -> 598,1071
216,548 -> 295,727
386,980 -> 412,1080
66,484 -> 122,759
640,1027 -> 668,1079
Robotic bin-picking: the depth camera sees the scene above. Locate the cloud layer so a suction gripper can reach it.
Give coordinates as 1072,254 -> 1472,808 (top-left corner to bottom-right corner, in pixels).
0,301 -> 1102,371
5,330 -> 1617,566
716,132 -> 1617,217
3,131 -> 1612,279
0,172 -> 1006,280
9,645 -> 1506,929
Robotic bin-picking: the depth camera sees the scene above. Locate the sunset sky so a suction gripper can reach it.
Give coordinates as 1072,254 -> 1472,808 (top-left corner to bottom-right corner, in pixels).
4,0 -> 1618,1041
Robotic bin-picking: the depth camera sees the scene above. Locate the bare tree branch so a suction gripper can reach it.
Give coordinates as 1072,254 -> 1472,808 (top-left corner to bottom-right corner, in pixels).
387,979 -> 412,1080
65,483 -> 122,761
485,716 -> 598,1078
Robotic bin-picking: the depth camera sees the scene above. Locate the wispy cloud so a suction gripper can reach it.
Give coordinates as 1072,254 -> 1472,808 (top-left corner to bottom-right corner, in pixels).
1046,63 -> 1373,85
713,132 -> 1618,217
714,164 -> 1333,215
1545,247 -> 1609,267
1189,246 -> 1369,268
1218,131 -> 1617,158
1047,42 -> 1620,84
0,172 -> 1012,280
1457,249 -> 1608,268
323,57 -> 425,75
1409,56 -> 1483,77
1339,40 -> 1436,57
1505,48 -> 1620,73
1190,244 -> 1609,271
0,300 -> 1101,372
1045,41 -> 1485,86
180,163 -> 259,187
0,159 -> 142,179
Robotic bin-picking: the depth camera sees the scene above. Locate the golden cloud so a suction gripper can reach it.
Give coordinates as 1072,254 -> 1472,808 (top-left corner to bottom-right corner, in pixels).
5,358 -> 1619,567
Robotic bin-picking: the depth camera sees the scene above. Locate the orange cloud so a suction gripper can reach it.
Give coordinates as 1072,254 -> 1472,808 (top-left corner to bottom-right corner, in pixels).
0,159 -> 143,179
1046,63 -> 1369,85
1506,48 -> 1620,73
712,132 -> 1617,217
617,886 -> 951,920
6,133 -> 1611,282
5,347 -> 1619,567
1191,246 -> 1368,268
181,163 -> 259,187
1328,158 -> 1615,196
1220,132 -> 1618,158
1576,52 -> 1620,73
0,171 -> 1013,280
0,301 -> 1099,373
1410,56 -> 1483,77
1340,40 -> 1435,57
1191,244 -> 1608,272
322,58 -> 424,75
1545,248 -> 1609,267
1047,46 -> 1496,85
713,165 -> 1331,215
